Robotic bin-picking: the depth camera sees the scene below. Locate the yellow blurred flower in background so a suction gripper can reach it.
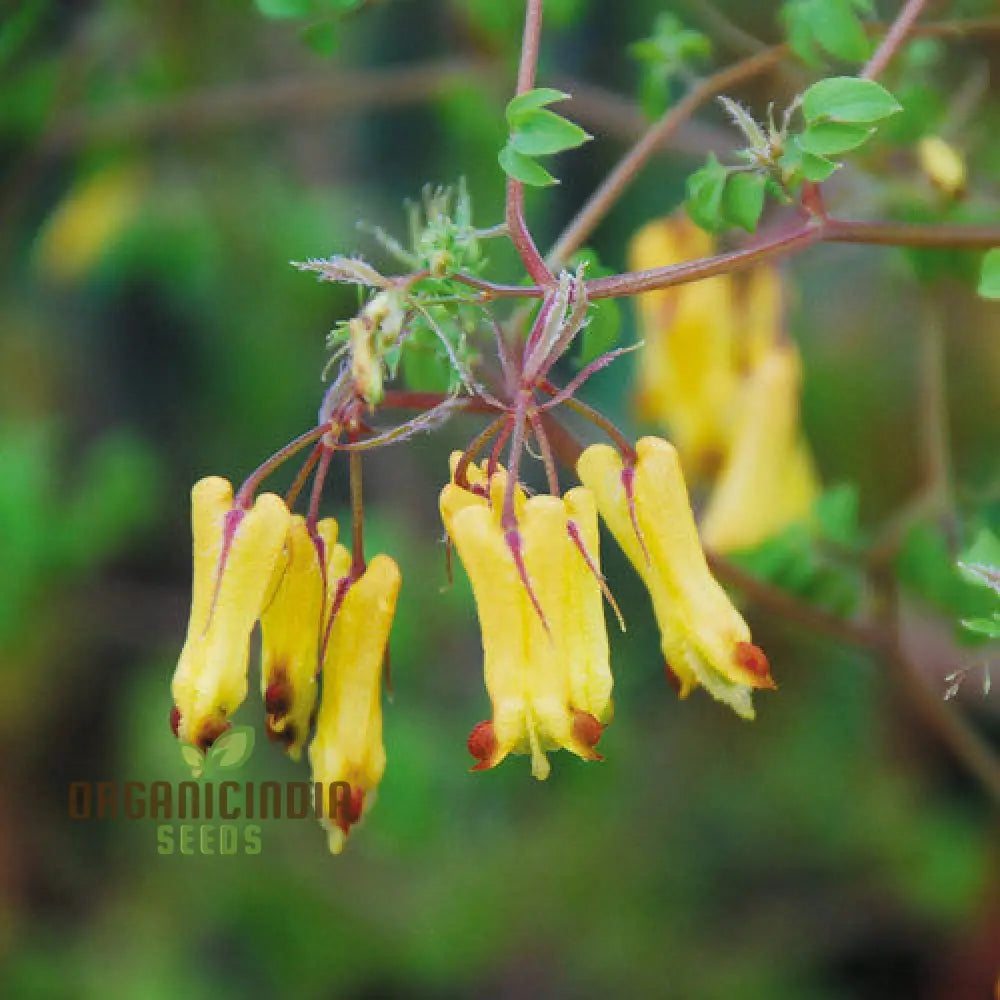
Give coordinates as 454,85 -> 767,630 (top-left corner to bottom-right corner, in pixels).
629,214 -> 820,553
34,163 -> 146,283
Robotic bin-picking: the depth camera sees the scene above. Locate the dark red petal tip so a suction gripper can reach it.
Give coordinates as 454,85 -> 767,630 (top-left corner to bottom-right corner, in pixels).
734,642 -> 775,688
169,705 -> 181,738
664,660 -> 682,694
572,710 -> 605,760
467,720 -> 497,771
197,718 -> 231,751
264,679 -> 292,717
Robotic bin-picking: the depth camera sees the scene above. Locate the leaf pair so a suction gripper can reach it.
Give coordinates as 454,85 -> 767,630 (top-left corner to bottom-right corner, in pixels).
783,77 -> 902,181
499,89 -> 591,188
180,725 -> 256,780
686,155 -> 768,234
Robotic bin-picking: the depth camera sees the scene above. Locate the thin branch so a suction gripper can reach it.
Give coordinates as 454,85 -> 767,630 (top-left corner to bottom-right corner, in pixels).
862,0 -> 930,81
823,218 -> 1000,249
505,0 -> 554,288
547,45 -> 785,267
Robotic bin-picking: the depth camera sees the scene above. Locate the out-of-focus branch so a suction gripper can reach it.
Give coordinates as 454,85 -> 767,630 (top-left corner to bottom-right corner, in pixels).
547,44 -> 785,267
40,57 -> 496,154
863,0 -> 930,81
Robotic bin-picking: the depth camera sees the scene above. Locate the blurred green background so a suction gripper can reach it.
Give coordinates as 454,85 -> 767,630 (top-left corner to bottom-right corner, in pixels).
1,1 -> 999,998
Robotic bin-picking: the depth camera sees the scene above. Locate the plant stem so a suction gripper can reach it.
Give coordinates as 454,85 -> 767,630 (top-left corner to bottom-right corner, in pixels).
548,45 -> 784,267
348,449 -> 366,577
506,0 -> 554,288
862,0 -> 929,81
234,423 -> 330,507
586,221 -> 823,298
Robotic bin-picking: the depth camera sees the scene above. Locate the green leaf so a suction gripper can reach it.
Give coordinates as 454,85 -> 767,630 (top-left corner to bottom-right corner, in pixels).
808,0 -> 871,62
799,121 -> 875,155
685,154 -> 729,232
498,143 -> 557,187
508,108 -> 591,156
208,725 -> 255,770
814,484 -> 862,547
505,88 -> 569,122
802,76 -> 902,124
300,20 -> 339,55
255,0 -> 315,18
977,248 -> 1000,300
180,744 -> 204,777
800,151 -> 839,182
722,172 -> 766,232
961,616 -> 1000,639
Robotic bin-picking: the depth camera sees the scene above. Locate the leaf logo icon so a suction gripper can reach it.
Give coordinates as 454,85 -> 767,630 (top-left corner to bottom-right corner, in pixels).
206,725 -> 256,771
180,743 -> 205,779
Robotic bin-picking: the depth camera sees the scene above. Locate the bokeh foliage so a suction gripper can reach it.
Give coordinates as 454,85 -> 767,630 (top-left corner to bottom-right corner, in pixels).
1,1 -> 999,998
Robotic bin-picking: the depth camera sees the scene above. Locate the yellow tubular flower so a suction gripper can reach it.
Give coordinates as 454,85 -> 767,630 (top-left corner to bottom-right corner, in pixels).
701,344 -> 820,553
918,136 -> 966,198
309,549 -> 401,854
259,515 -> 338,760
629,216 -> 738,479
443,472 -> 612,780
577,436 -> 773,720
171,478 -> 291,749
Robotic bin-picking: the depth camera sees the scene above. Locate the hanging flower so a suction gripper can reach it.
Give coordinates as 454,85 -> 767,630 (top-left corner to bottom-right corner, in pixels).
171,477 -> 291,749
628,216 -> 739,479
577,436 -> 774,719
441,461 -> 613,779
309,548 -> 401,854
259,515 -> 338,760
701,344 -> 820,553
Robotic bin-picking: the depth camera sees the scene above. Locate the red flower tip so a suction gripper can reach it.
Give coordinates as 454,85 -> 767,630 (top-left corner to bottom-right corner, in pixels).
196,718 -> 232,751
734,642 -> 775,689
467,720 -> 497,771
663,660 -> 682,694
335,785 -> 366,835
265,716 -> 296,749
572,710 -> 605,760
169,705 -> 181,738
264,677 -> 292,717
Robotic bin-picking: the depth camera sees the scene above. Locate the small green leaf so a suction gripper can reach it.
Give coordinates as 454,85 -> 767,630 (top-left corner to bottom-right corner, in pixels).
300,20 -> 339,55
802,76 -> 902,124
800,151 -> 839,182
977,248 -> 1000,300
722,171 -> 766,232
814,484 -> 862,546
506,88 -> 569,122
961,616 -> 1000,639
498,143 -> 557,187
808,0 -> 871,62
799,121 -> 875,155
208,725 -> 255,769
255,0 -> 315,18
508,108 -> 591,156
685,154 -> 729,232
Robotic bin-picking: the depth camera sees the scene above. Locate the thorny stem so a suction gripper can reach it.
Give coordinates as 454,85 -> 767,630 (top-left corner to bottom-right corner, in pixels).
540,383 -> 636,464
453,414 -> 508,489
349,449 -> 366,578
453,219 -> 1000,304
235,422 -> 330,507
862,0 -> 930,81
285,442 -> 323,508
506,0 -> 555,288
307,443 -> 335,531
528,407 -> 560,495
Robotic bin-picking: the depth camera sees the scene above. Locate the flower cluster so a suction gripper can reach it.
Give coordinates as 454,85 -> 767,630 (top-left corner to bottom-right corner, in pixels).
170,207 -> 783,852
171,464 -> 399,854
629,214 -> 820,552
